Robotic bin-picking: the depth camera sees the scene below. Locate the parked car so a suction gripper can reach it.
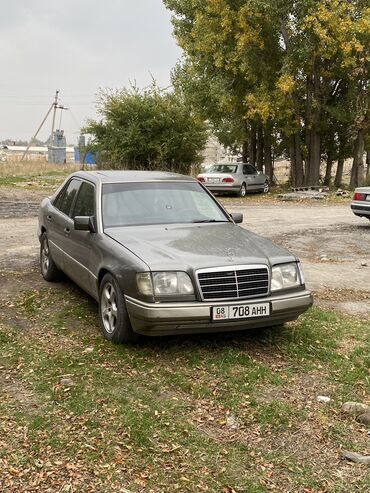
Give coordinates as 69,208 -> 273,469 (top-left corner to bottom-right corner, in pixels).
197,163 -> 269,197
351,187 -> 370,221
38,170 -> 312,343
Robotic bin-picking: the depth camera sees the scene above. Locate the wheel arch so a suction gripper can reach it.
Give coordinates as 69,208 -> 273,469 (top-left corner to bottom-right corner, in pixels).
98,268 -> 112,287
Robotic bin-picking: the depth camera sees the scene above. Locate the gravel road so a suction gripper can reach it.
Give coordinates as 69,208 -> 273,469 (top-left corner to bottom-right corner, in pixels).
0,194 -> 369,315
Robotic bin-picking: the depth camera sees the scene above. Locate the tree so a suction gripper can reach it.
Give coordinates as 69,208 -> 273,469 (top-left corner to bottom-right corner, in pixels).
165,0 -> 369,188
84,84 -> 207,174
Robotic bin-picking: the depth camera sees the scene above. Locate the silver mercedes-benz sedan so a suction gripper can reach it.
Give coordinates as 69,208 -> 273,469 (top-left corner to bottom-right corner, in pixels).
38,170 -> 312,344
197,163 -> 269,197
351,187 -> 370,221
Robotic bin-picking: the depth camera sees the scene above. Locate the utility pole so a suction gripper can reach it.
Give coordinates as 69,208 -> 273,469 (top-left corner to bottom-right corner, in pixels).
21,90 -> 61,162
51,90 -> 59,137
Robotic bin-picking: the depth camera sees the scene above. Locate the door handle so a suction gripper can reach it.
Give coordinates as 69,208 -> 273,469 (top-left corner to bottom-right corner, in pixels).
64,227 -> 70,236
46,215 -> 52,222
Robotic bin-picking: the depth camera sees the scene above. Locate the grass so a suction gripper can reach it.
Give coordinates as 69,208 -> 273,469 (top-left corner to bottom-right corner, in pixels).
218,183 -> 352,206
1,279 -> 369,493
0,160 -> 80,191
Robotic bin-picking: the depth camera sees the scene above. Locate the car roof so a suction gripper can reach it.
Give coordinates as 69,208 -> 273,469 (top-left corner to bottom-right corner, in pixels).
212,162 -> 242,165
71,170 -> 196,184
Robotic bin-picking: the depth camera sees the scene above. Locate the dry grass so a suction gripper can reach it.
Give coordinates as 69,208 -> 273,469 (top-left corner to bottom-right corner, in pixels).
0,159 -> 80,178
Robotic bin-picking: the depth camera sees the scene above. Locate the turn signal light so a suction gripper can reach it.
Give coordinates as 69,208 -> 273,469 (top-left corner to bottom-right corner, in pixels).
354,192 -> 365,201
222,177 -> 234,183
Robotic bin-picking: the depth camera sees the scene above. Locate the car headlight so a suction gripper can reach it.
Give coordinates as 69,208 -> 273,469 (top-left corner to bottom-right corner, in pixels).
271,263 -> 303,292
136,272 -> 194,296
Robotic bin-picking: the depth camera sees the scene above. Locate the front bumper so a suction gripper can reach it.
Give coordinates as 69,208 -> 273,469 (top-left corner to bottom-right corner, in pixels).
125,290 -> 313,336
351,203 -> 370,218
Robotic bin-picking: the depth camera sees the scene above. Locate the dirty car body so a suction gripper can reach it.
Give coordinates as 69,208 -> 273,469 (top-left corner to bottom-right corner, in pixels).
38,171 -> 312,343
351,187 -> 370,221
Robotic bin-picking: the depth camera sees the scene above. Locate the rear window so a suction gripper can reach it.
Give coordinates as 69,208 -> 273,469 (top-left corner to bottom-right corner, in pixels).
208,164 -> 238,174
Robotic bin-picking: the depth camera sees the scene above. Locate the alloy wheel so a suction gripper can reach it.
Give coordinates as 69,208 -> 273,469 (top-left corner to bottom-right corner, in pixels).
41,239 -> 50,275
101,282 -> 118,334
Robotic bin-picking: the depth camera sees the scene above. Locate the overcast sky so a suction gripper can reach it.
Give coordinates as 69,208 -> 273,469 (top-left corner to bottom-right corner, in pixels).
0,0 -> 182,143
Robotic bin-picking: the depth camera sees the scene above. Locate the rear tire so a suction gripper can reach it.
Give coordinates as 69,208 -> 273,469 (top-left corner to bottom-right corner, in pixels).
40,233 -> 62,282
99,273 -> 139,344
237,183 -> 247,197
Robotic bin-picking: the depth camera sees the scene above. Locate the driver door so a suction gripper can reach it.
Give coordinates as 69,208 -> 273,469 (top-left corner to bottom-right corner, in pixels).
63,180 -> 97,295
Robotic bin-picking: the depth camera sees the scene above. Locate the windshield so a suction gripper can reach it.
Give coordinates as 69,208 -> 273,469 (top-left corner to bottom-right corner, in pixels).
208,164 -> 238,174
102,181 -> 229,227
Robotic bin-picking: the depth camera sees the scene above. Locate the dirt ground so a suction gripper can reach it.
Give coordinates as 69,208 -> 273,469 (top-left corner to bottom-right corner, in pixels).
0,186 -> 369,315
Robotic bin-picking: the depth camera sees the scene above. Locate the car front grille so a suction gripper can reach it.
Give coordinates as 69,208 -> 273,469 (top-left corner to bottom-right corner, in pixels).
197,265 -> 269,301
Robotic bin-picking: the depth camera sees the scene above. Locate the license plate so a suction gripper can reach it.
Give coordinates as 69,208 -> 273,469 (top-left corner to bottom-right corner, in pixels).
208,177 -> 220,183
212,302 -> 270,321
366,195 -> 370,201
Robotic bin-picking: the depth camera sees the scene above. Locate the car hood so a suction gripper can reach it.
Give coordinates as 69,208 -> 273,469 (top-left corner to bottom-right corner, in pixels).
105,223 -> 296,272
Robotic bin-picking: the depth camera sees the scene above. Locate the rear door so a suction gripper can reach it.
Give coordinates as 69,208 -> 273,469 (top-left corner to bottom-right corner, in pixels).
63,180 -> 97,295
48,178 -> 81,269
244,164 -> 259,190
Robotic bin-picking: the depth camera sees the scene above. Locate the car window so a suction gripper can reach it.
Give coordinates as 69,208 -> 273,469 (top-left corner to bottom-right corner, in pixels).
243,165 -> 248,174
54,179 -> 81,216
102,182 -> 229,227
208,164 -> 238,174
72,181 -> 95,217
246,165 -> 257,175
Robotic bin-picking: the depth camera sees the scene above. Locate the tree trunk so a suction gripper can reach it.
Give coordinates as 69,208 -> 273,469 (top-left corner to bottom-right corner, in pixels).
289,132 -> 304,187
305,128 -> 321,186
334,157 -> 344,189
289,135 -> 296,187
366,150 -> 370,184
304,67 -> 321,186
323,149 -> 333,186
263,122 -> 273,183
294,132 -> 304,187
242,140 -> 249,162
334,138 -> 345,188
256,124 -> 264,171
250,122 -> 257,165
350,129 -> 365,189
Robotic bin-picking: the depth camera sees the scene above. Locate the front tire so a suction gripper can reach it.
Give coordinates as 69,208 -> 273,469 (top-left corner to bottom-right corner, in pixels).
237,183 -> 247,197
263,180 -> 269,193
40,233 -> 61,282
99,273 -> 139,344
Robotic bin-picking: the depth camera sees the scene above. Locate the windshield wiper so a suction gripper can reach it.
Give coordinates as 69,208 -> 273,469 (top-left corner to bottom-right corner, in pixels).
191,219 -> 228,223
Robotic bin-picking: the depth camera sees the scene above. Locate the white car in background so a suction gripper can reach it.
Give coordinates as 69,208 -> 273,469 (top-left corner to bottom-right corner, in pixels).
197,163 -> 269,197
351,187 -> 370,221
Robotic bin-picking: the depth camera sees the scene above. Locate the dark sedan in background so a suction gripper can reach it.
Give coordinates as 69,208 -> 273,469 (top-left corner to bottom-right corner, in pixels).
38,170 -> 312,344
351,187 -> 370,221
197,163 -> 269,197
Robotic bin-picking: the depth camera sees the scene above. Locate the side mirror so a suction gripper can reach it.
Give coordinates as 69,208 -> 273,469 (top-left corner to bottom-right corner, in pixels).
74,216 -> 96,233
257,170 -> 261,175
230,212 -> 243,224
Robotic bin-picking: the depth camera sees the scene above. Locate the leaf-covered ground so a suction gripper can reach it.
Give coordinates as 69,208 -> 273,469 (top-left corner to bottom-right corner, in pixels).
0,269 -> 369,493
